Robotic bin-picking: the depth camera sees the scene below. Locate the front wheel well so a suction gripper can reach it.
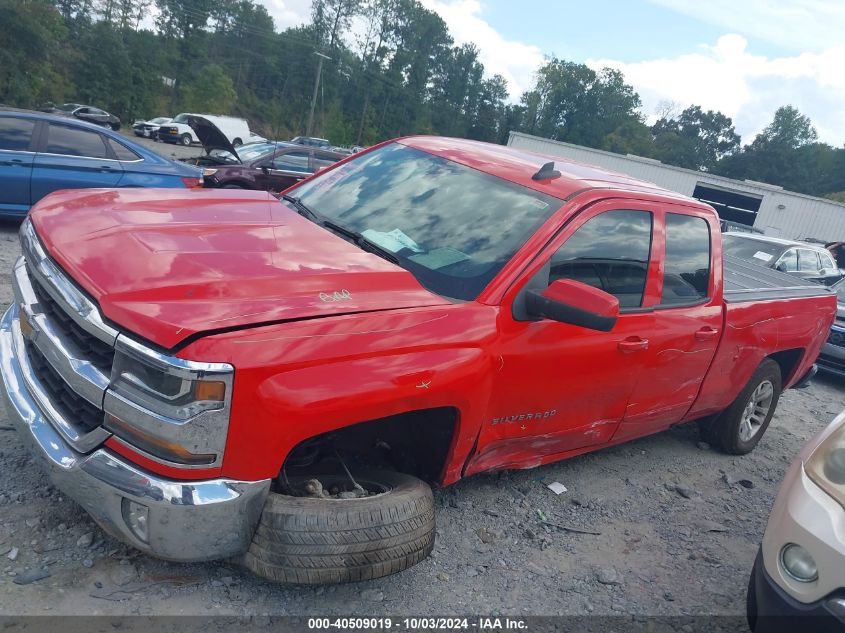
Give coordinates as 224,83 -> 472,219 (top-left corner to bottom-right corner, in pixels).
767,348 -> 805,385
281,408 -> 459,485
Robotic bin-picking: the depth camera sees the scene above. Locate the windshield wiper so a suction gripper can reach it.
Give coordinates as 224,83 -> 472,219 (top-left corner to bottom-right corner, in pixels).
281,195 -> 398,264
282,194 -> 322,223
322,220 -> 399,264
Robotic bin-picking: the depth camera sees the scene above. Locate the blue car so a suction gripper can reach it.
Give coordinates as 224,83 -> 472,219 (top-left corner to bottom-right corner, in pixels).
0,111 -> 202,218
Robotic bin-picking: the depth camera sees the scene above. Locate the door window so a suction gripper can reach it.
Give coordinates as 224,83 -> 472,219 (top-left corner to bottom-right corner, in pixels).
661,213 -> 711,305
821,252 -> 837,270
0,118 -> 35,151
271,151 -> 311,173
107,138 -> 141,161
45,124 -> 109,159
548,210 -> 652,308
777,249 -> 798,272
798,249 -> 821,272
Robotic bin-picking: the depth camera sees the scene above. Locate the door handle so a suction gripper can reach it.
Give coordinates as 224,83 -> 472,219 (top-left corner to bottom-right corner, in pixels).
618,336 -> 649,353
695,327 -> 719,341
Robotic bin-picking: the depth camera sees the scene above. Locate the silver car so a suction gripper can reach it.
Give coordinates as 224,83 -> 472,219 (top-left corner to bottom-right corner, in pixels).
817,279 -> 845,377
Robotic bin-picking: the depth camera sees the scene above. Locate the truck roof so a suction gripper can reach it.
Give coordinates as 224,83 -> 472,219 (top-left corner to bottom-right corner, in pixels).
400,136 -> 700,204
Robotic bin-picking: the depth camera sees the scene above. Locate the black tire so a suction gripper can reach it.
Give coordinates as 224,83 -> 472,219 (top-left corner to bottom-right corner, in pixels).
746,571 -> 758,632
243,471 -> 435,584
180,133 -> 192,146
110,122 -> 121,131
232,137 -> 243,147
703,359 -> 782,455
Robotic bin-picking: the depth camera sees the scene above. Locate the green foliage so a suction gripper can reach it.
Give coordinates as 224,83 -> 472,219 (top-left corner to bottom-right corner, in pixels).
1,0 -> 843,201
181,64 -> 237,113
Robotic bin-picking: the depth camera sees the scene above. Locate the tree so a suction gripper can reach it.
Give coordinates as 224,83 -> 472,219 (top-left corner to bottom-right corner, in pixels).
514,59 -> 642,149
182,64 -> 237,113
651,105 -> 740,171
753,105 -> 818,150
312,0 -> 363,50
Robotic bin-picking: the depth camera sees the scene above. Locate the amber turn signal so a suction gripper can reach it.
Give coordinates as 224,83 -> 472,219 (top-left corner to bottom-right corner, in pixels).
195,380 -> 226,402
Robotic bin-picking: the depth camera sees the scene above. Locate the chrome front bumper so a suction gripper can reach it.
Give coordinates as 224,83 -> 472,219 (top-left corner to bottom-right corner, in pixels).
0,303 -> 270,562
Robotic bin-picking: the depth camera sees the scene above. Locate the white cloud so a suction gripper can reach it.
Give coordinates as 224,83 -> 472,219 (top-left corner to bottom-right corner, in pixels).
589,34 -> 845,145
651,0 -> 845,54
418,0 -> 544,97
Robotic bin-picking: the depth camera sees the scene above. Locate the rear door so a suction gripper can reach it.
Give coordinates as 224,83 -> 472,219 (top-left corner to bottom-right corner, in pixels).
0,116 -> 37,216
613,208 -> 722,441
32,122 -> 123,203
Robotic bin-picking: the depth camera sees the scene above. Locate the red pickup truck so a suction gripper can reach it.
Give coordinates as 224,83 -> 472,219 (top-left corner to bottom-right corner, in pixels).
0,137 -> 835,584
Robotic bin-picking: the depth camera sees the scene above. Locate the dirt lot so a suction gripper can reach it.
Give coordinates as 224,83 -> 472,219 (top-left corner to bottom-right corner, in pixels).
0,218 -> 842,622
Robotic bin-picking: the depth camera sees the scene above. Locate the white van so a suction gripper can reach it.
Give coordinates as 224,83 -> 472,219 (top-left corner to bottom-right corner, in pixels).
160,113 -> 251,147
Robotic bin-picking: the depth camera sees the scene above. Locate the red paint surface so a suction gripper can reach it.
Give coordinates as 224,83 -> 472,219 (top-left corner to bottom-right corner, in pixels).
28,137 -> 836,485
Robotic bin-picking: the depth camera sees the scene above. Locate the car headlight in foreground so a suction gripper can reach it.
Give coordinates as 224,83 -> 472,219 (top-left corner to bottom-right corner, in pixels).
806,421 -> 845,505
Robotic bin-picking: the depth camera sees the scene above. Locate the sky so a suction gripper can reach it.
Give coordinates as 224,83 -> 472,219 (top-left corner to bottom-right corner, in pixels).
259,0 -> 845,145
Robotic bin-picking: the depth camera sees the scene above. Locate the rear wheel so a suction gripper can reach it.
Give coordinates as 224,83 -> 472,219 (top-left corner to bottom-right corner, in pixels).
180,133 -> 192,146
701,359 -> 782,455
243,470 -> 435,584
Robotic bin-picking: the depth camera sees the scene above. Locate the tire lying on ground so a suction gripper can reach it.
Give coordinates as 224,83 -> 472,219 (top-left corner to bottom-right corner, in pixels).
244,470 -> 435,584
700,358 -> 782,455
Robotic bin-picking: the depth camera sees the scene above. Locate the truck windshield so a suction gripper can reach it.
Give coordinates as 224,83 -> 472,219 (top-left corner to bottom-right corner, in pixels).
291,143 -> 562,301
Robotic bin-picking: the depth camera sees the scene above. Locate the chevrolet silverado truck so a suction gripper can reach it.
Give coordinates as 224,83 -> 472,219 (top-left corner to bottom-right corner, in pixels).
0,137 -> 836,584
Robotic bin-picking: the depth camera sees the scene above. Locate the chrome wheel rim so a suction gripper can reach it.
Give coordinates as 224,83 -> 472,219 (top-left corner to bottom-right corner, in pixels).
739,380 -> 774,442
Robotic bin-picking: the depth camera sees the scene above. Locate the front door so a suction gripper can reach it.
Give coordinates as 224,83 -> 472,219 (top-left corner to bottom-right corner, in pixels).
468,204 -> 659,473
0,116 -> 36,216
257,149 -> 312,192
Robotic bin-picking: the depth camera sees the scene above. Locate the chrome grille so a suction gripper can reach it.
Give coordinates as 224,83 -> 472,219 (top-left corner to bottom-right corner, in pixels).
25,341 -> 103,433
28,266 -> 115,373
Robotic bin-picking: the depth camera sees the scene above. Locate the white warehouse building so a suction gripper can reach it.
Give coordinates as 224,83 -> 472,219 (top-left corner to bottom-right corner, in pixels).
508,131 -> 845,242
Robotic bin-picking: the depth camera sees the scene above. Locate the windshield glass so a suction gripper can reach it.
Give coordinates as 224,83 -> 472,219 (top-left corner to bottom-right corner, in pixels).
172,113 -> 189,123
291,143 -> 562,300
723,235 -> 783,266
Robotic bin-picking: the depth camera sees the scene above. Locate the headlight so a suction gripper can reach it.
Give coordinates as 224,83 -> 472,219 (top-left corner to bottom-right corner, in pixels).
104,336 -> 233,468
111,348 -> 225,420
806,420 -> 845,502
202,168 -> 217,177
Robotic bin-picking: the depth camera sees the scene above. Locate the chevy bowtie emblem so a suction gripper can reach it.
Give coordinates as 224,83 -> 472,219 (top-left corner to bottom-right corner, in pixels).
319,289 -> 352,302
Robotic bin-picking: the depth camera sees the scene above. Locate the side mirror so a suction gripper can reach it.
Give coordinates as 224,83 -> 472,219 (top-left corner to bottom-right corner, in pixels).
259,165 -> 270,174
776,262 -> 788,272
525,279 -> 619,332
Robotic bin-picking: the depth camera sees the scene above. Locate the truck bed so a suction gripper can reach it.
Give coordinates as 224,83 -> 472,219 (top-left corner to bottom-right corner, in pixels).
723,255 -> 834,303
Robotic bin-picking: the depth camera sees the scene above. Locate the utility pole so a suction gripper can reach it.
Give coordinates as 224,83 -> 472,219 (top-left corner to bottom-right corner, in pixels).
306,52 -> 332,138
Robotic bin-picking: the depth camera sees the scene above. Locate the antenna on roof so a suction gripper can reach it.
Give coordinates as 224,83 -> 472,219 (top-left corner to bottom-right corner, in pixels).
532,161 -> 561,181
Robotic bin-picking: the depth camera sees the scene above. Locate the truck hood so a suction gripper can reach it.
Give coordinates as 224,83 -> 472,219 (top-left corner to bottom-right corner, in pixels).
30,188 -> 450,349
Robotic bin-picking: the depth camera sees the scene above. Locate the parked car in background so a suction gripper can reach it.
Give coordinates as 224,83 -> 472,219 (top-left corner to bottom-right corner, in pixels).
0,110 -> 202,217
747,409 -> 845,631
723,233 -> 844,286
132,116 -> 172,140
159,113 -> 251,147
182,115 -> 344,192
290,135 -> 331,149
41,103 -> 121,130
817,278 -> 845,378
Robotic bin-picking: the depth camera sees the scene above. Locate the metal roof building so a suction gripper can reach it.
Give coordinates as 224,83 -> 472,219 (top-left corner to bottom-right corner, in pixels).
508,131 -> 845,242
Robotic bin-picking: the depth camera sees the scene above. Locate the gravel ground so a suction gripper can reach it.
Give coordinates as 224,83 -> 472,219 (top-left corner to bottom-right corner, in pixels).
119,131 -> 206,161
0,218 -> 842,621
